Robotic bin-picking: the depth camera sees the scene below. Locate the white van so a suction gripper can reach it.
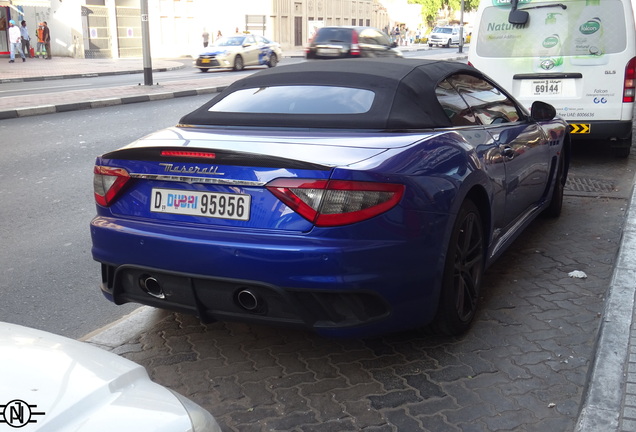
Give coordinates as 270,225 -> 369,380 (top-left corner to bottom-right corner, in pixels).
468,0 -> 636,156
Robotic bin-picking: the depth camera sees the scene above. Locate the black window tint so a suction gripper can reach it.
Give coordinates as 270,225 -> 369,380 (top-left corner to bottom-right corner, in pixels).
436,79 -> 477,126
315,28 -> 352,43
447,74 -> 520,125
208,86 -> 375,114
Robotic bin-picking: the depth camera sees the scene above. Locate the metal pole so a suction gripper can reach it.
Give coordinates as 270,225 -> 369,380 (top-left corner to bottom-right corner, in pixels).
458,0 -> 465,53
141,0 -> 153,85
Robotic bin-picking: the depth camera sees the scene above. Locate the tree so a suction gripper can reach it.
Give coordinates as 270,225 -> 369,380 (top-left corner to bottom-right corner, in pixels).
409,0 -> 479,27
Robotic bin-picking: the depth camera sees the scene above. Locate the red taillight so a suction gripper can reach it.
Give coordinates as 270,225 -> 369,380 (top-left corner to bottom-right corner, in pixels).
624,57 -> 636,103
350,31 -> 360,56
93,166 -> 131,207
266,179 -> 405,227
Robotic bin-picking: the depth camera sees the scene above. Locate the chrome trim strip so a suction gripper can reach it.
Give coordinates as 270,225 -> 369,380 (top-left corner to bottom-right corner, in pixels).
129,173 -> 266,186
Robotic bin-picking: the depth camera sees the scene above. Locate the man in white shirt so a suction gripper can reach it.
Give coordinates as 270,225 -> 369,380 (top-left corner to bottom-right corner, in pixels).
8,20 -> 26,63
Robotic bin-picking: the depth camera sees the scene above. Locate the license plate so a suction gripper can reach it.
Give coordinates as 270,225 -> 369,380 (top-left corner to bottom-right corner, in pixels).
201,58 -> 211,64
531,79 -> 562,96
151,188 -> 251,221
317,48 -> 340,56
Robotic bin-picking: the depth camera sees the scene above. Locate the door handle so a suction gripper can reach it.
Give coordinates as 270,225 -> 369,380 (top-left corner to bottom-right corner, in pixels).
501,146 -> 515,159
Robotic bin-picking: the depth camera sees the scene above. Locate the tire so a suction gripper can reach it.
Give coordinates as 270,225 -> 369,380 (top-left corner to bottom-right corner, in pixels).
612,146 -> 631,158
445,39 -> 451,48
543,154 -> 565,218
611,134 -> 632,158
199,68 -> 209,73
428,43 -> 433,47
429,200 -> 485,336
267,53 -> 278,68
232,55 -> 244,71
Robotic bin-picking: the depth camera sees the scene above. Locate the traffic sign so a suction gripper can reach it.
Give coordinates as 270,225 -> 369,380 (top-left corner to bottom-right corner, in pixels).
569,123 -> 591,134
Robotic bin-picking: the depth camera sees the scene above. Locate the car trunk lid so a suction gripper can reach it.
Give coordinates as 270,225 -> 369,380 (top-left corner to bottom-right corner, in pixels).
95,126 -> 429,232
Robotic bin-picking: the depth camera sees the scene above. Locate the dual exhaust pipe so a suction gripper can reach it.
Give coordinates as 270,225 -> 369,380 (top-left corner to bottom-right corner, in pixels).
138,275 -> 264,312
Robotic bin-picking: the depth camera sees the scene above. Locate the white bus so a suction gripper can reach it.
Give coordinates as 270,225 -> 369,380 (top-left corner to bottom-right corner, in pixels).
468,0 -> 636,156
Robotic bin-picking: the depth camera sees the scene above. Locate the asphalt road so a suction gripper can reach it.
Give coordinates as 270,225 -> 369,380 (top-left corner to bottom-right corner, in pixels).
0,94 -> 214,339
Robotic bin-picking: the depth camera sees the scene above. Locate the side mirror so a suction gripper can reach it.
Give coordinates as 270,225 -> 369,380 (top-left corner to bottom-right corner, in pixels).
530,101 -> 556,121
508,9 -> 529,24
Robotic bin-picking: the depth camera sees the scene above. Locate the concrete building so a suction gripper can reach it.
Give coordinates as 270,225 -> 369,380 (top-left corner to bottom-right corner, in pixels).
1,0 -> 407,59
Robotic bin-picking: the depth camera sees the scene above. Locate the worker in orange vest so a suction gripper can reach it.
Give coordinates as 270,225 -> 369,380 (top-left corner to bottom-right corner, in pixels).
35,22 -> 46,58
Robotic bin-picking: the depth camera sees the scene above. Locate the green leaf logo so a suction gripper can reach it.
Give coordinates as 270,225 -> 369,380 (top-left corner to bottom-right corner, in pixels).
543,35 -> 559,48
580,19 -> 600,35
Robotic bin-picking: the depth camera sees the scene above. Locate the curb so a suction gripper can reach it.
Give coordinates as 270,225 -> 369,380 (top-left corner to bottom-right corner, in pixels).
0,65 -> 183,84
80,306 -> 171,349
0,85 -> 228,120
575,175 -> 636,430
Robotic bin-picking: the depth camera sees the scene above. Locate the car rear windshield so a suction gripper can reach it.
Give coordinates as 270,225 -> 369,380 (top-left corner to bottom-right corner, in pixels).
208,85 -> 375,114
313,28 -> 353,43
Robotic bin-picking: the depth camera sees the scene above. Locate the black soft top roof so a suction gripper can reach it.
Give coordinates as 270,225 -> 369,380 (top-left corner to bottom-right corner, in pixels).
179,58 -> 482,130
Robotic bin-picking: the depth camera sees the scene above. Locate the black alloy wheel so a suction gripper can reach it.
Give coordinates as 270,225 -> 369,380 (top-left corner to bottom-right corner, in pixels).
430,199 -> 485,336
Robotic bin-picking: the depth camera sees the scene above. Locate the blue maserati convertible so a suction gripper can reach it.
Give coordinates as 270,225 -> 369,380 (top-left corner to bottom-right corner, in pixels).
91,58 -> 570,338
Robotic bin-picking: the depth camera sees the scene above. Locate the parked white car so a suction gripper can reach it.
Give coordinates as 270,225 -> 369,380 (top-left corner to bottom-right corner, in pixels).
428,26 -> 464,47
0,322 -> 221,432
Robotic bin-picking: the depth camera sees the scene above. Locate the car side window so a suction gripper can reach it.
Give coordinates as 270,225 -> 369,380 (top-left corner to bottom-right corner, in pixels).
435,79 -> 478,127
375,30 -> 391,46
244,35 -> 256,45
358,28 -> 388,46
446,74 -> 521,125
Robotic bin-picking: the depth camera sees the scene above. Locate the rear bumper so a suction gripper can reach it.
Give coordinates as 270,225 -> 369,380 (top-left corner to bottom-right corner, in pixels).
91,215 -> 448,338
99,263 -> 391,333
194,57 -> 223,69
567,120 -> 633,143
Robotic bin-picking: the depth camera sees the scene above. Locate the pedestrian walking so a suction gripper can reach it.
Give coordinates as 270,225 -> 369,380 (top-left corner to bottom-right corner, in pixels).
36,22 -> 46,58
43,21 -> 51,59
7,20 -> 26,63
202,28 -> 209,47
20,20 -> 32,58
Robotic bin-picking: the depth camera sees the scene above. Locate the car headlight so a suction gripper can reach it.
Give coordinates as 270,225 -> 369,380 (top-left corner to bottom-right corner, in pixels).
170,390 -> 221,432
